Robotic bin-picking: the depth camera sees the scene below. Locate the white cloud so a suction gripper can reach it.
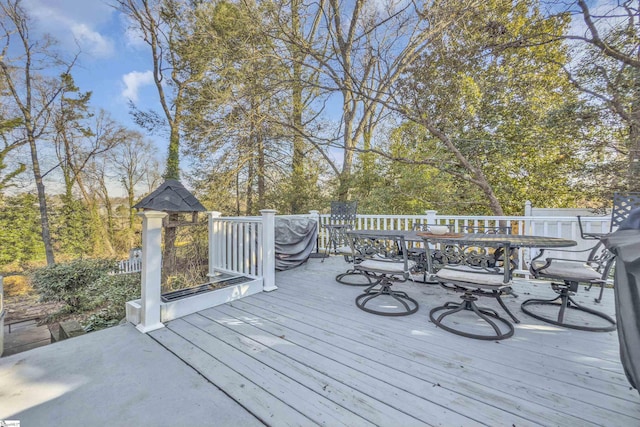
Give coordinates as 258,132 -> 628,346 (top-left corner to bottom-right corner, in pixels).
22,0 -> 115,58
71,23 -> 115,57
120,14 -> 148,50
121,70 -> 154,102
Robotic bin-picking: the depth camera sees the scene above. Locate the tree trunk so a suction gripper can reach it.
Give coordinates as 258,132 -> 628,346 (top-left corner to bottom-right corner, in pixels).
76,175 -> 116,256
290,1 -> 305,213
338,93 -> 356,201
27,134 -> 56,265
628,88 -> 640,192
163,219 -> 178,283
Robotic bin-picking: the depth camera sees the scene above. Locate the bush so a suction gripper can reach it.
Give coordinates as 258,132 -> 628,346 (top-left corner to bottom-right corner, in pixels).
30,258 -> 141,331
30,259 -> 116,312
82,273 -> 141,331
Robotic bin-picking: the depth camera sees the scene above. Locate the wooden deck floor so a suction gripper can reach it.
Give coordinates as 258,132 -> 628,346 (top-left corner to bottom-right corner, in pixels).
150,256 -> 640,426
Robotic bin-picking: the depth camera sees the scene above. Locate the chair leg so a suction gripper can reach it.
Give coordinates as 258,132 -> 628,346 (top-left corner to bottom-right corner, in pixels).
595,282 -> 605,304
355,277 -> 419,316
521,284 -> 615,332
495,292 -> 520,323
336,269 -> 378,286
429,292 -> 514,340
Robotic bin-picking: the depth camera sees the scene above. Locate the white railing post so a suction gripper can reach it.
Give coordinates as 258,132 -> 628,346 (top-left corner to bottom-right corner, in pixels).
425,210 -> 437,224
260,209 -> 278,292
137,210 -> 167,333
309,210 -> 320,252
208,211 -> 222,278
524,200 -> 532,234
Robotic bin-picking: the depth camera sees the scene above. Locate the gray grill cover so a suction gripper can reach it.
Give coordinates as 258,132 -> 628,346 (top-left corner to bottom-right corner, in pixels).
602,228 -> 640,394
275,217 -> 318,271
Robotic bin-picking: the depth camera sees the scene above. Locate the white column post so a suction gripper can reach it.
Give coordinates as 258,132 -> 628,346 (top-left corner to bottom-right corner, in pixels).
425,210 -> 437,225
523,200 -> 534,275
208,211 -> 222,279
524,201 -> 532,235
309,210 -> 320,253
260,209 -> 278,292
137,210 -> 167,333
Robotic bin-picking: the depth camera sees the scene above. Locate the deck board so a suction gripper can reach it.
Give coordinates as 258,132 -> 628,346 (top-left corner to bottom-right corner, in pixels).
151,256 -> 640,426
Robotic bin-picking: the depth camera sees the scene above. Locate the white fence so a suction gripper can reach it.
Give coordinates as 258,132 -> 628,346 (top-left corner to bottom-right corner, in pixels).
113,249 -> 142,275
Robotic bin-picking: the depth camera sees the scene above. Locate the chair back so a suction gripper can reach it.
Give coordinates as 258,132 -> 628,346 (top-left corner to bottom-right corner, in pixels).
347,232 -> 410,277
611,192 -> 640,230
578,192 -> 640,239
329,201 -> 358,223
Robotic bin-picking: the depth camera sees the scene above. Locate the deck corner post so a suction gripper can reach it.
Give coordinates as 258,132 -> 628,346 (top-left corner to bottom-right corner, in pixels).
136,210 -> 167,333
208,211 -> 222,279
425,210 -> 437,224
309,210 -> 320,252
260,209 -> 278,292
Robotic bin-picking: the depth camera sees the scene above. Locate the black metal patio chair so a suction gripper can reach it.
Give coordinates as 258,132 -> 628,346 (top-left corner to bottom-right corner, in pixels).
577,192 -> 640,300
522,243 -> 616,332
321,201 -> 357,261
577,192 -> 640,240
407,222 -> 452,283
424,238 -> 519,340
348,232 -> 419,316
321,201 -> 375,286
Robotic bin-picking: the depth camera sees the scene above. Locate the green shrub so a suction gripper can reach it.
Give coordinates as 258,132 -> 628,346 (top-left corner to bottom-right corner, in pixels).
30,259 -> 116,311
31,258 -> 141,331
83,273 -> 141,331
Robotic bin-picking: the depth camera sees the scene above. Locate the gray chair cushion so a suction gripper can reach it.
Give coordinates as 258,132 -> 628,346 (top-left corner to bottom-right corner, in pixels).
436,265 -> 509,288
531,260 -> 602,281
358,259 -> 416,274
335,245 -> 353,255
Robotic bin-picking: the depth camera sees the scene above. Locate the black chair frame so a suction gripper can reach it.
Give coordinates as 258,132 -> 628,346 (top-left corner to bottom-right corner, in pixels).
425,240 -> 519,340
522,244 -> 616,332
348,233 -> 419,316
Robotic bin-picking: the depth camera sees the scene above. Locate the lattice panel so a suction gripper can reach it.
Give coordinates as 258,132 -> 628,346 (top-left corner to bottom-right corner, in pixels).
329,201 -> 358,222
612,192 -> 640,227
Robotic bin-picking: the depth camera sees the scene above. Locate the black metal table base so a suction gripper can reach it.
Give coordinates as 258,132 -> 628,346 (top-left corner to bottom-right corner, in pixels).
521,285 -> 616,332
355,280 -> 419,316
429,293 -> 514,340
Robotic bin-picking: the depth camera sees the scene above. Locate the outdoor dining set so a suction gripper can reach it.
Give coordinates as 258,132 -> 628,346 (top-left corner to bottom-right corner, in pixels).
322,194 -> 640,341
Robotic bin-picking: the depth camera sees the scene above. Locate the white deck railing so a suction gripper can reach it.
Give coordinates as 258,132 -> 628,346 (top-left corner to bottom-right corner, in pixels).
130,207 -> 611,332
208,210 -> 277,291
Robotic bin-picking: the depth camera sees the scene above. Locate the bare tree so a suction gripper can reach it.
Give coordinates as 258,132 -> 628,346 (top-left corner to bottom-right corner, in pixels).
0,0 -> 78,264
109,132 -> 158,229
561,0 -> 640,191
274,0 -> 478,200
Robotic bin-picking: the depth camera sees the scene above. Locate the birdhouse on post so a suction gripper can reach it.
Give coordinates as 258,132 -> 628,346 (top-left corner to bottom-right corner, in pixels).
133,179 -> 207,225
134,179 -> 208,288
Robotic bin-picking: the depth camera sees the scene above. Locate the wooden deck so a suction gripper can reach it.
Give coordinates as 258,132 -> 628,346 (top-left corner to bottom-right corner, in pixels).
150,256 -> 640,426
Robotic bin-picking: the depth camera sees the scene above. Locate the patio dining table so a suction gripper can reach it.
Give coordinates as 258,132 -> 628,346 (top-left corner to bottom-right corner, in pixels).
349,229 -> 576,248
349,229 -> 577,281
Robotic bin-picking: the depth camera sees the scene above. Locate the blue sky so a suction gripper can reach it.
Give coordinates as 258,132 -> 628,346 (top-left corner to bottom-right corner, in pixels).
23,0 -> 161,154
